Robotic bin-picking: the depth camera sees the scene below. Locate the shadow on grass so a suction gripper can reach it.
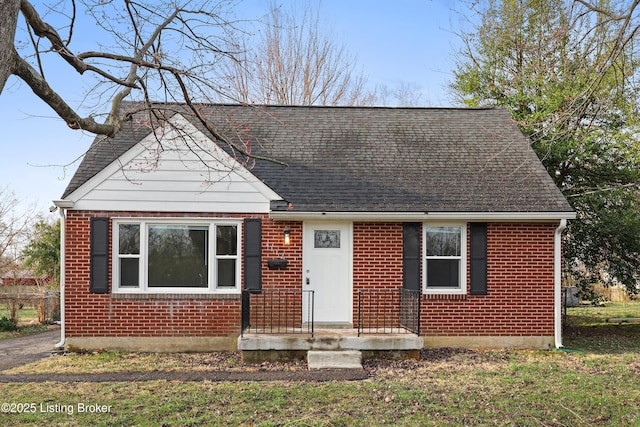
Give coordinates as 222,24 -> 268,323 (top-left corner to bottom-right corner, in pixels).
563,318 -> 640,354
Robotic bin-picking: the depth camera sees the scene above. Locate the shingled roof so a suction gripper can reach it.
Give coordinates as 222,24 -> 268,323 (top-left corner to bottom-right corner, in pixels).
62,104 -> 572,214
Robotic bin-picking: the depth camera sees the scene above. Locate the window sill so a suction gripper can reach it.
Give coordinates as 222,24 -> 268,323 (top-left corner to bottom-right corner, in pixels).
422,293 -> 467,301
111,293 -> 241,301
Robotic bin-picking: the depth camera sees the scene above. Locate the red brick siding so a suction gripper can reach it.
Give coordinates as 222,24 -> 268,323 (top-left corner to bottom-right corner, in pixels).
353,223 -> 404,291
262,221 -> 302,291
65,212 -> 557,338
352,222 -> 556,336
353,223 -> 404,327
64,211 -> 303,337
422,223 -> 556,336
250,221 -> 304,328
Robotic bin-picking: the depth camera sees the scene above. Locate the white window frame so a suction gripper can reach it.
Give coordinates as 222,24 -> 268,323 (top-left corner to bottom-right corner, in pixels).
113,218 -> 242,294
422,223 -> 467,295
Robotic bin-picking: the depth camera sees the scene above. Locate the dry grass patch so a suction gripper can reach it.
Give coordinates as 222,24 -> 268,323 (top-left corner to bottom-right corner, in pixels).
1,347 -> 639,426
4,351 -> 307,375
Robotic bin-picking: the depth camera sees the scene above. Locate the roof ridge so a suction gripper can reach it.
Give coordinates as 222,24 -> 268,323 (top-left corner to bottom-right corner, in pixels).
120,100 -> 497,111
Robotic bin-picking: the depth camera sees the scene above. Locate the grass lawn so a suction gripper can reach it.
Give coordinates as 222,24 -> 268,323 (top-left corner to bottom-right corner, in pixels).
567,301 -> 640,322
0,303 -> 638,426
0,307 -> 39,323
0,307 -> 49,339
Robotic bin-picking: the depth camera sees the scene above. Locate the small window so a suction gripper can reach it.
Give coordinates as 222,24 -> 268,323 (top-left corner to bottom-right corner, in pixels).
314,230 -> 341,248
423,225 -> 466,294
113,219 -> 241,293
215,225 -> 237,288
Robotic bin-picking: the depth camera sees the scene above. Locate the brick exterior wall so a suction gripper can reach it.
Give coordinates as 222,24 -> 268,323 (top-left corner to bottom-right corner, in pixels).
353,223 -> 404,291
262,221 -> 302,291
65,211 -> 258,338
247,220 -> 304,329
64,211 -> 557,341
422,223 -> 557,337
352,222 -> 556,337
353,223 -> 404,329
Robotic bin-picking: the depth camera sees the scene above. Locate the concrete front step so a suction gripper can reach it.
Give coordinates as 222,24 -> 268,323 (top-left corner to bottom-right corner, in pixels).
239,330 -> 423,364
238,330 -> 423,351
307,350 -> 363,369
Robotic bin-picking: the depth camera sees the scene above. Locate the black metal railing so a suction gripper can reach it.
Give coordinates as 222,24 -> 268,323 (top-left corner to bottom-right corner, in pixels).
357,289 -> 421,336
241,289 -> 314,337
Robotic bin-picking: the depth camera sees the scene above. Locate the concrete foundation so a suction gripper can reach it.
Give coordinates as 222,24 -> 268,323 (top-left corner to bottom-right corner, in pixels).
64,333 -> 553,354
65,336 -> 238,352
422,336 -> 554,350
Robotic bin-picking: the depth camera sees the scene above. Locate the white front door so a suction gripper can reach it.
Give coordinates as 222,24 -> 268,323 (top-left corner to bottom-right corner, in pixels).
302,222 -> 352,325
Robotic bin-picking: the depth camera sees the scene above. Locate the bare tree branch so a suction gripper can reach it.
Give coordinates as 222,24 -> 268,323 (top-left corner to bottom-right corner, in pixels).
1,0 -> 287,169
2,1 -> 242,135
19,0 -> 88,74
11,48 -> 118,135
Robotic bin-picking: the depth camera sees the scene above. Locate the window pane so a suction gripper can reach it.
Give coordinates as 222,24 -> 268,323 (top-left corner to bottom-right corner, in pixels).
427,259 -> 460,288
119,224 -> 140,255
426,227 -> 461,256
216,226 -> 237,255
148,225 -> 208,288
314,230 -> 341,248
120,258 -> 139,287
217,259 -> 236,288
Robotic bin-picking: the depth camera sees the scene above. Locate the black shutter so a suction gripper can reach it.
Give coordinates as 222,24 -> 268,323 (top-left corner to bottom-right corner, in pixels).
243,218 -> 262,291
470,223 -> 488,295
403,223 -> 421,291
90,217 -> 110,294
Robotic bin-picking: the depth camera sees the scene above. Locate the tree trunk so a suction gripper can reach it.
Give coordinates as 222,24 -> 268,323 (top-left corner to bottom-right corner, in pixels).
0,0 -> 21,93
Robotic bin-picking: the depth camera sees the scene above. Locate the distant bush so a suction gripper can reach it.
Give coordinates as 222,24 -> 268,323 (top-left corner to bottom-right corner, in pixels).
0,316 -> 16,331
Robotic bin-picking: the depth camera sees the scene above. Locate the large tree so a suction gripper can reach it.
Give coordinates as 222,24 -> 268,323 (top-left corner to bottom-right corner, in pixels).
451,0 -> 640,295
222,0 -> 374,105
0,0 -> 266,161
1,0 -> 380,164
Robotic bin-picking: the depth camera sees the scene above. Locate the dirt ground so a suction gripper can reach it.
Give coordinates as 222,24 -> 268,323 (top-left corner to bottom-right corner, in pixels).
0,329 -> 371,382
0,329 -> 479,383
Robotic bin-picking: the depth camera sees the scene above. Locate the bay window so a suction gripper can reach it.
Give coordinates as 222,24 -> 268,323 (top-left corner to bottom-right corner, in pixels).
114,219 -> 241,293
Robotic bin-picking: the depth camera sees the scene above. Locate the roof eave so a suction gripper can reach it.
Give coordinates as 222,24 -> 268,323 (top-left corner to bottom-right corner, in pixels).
269,210 -> 576,222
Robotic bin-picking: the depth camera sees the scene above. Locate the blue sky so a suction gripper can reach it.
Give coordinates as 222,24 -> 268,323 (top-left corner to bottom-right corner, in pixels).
0,0 -> 466,217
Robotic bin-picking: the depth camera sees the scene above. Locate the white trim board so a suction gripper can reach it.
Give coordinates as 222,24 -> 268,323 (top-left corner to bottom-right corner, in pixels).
270,211 -> 576,222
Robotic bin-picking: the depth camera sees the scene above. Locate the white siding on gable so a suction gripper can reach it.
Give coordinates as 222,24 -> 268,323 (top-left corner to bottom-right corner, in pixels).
67,115 -> 281,213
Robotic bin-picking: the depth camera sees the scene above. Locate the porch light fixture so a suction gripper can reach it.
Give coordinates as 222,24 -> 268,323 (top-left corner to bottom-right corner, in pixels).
283,228 -> 291,246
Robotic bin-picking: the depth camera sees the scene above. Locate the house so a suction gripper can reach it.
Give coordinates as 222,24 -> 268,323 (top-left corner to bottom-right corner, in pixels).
53,104 -> 575,354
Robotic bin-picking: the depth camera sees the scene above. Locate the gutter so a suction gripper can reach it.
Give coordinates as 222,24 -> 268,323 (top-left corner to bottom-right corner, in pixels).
269,210 -> 577,222
554,219 -> 567,349
52,200 -> 73,349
